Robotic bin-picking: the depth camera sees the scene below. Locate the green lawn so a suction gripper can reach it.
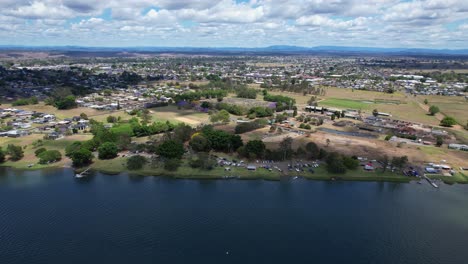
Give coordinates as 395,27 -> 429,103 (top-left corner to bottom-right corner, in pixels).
319,98 -> 371,110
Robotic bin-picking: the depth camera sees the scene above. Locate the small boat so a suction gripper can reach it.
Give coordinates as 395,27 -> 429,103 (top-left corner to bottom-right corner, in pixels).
292,176 -> 298,180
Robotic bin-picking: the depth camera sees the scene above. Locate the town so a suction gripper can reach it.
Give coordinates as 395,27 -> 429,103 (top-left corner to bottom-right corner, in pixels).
0,53 -> 467,184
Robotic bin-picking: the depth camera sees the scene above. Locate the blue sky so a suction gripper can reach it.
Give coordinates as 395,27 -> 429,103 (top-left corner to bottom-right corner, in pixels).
0,0 -> 467,48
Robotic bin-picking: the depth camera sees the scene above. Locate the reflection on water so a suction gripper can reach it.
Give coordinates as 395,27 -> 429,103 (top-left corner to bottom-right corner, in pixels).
0,167 -> 468,264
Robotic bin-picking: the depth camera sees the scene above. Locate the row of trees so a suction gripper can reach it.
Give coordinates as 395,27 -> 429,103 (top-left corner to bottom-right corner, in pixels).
0,145 -> 24,163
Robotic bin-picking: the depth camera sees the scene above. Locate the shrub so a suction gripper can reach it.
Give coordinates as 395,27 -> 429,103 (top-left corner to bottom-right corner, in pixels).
38,150 -> 62,164
440,116 -> 457,127
236,88 -> 257,99
156,140 -> 185,159
429,105 -> 440,116
0,147 -> 5,163
234,120 -> 266,134
35,147 -> 47,157
164,158 -> 181,171
127,155 -> 147,170
343,156 -> 359,170
248,107 -> 273,117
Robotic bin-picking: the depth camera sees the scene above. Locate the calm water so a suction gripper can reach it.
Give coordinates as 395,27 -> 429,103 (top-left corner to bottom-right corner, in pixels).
1,168 -> 468,264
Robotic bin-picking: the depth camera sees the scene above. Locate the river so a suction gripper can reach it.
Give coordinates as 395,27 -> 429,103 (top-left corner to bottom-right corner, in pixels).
0,167 -> 467,264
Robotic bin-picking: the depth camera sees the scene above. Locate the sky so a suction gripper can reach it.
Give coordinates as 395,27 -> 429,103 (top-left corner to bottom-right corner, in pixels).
0,0 -> 467,49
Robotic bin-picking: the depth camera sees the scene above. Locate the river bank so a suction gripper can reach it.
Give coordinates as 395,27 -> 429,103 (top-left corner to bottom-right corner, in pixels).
3,156 -> 467,184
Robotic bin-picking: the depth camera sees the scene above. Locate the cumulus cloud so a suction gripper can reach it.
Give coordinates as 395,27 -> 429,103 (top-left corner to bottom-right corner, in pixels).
0,0 -> 466,48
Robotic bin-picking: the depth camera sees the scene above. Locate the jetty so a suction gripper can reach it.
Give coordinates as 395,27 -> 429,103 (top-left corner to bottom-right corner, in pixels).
423,174 -> 439,188
75,167 -> 91,178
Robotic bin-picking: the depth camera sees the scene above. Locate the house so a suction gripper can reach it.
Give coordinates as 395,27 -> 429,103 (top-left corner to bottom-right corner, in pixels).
5,130 -> 30,138
45,132 -> 62,140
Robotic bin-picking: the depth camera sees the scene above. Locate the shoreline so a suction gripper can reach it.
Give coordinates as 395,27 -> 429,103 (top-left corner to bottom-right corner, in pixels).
2,157 -> 466,184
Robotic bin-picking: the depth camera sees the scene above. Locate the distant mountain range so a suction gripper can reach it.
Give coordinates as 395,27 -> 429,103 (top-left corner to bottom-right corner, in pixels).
1,45 -> 467,56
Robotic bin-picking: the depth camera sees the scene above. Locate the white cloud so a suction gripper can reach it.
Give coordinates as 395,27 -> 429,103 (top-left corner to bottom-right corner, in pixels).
0,0 -> 466,48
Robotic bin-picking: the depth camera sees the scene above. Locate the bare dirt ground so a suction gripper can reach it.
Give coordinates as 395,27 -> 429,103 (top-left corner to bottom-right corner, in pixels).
260,129 -> 468,168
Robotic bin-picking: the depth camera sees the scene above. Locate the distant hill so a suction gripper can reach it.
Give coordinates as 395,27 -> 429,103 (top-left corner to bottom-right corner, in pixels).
0,45 -> 467,56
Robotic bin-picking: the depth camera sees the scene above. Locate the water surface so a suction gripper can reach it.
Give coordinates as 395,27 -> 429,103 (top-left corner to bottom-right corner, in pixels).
0,167 -> 467,264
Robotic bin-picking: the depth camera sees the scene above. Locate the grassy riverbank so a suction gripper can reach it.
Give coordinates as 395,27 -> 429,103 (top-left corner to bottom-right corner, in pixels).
3,153 -> 465,183
86,157 -> 415,183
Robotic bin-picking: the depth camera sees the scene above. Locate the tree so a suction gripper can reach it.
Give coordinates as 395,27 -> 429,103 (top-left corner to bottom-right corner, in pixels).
54,95 -> 77,110
391,156 -> 408,171
0,147 -> 5,163
429,105 -> 440,116
343,156 -> 359,170
189,134 -> 211,152
236,88 -> 257,99
6,144 -> 24,161
279,137 -> 293,160
164,158 -> 181,171
35,147 -> 47,157
305,142 -> 319,159
116,133 -> 132,150
245,140 -> 266,159
381,155 -> 389,173
127,155 -> 147,170
98,142 -> 118,159
326,152 -> 347,174
65,141 -> 82,157
436,136 -> 443,147
107,115 -> 118,123
424,99 -> 429,105
173,123 -> 193,142
189,152 -> 216,170
140,109 -> 151,125
372,109 -> 379,117
80,113 -> 88,120
326,138 -> 331,147
210,109 -> 230,123
38,150 -> 62,164
157,140 -> 185,159
71,148 -> 93,167
440,116 -> 457,127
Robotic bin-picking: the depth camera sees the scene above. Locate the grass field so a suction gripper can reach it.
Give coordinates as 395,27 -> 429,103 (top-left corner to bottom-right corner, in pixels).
416,95 -> 468,125
319,98 -> 371,109
317,97 -> 440,124
0,134 -> 93,170
148,105 -> 210,125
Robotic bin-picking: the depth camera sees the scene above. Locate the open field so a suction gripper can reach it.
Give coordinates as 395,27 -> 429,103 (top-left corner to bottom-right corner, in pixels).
317,98 -> 440,125
1,103 -> 121,120
0,134 -> 93,170
415,95 -> 468,125
148,105 -> 210,125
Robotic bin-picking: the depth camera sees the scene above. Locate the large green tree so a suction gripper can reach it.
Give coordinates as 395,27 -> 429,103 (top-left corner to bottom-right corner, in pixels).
6,144 -> 24,161
71,148 -> 93,167
156,140 -> 185,159
189,134 -> 211,152
98,142 -> 119,159
440,116 -> 457,127
429,105 -> 440,115
244,140 -> 266,159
